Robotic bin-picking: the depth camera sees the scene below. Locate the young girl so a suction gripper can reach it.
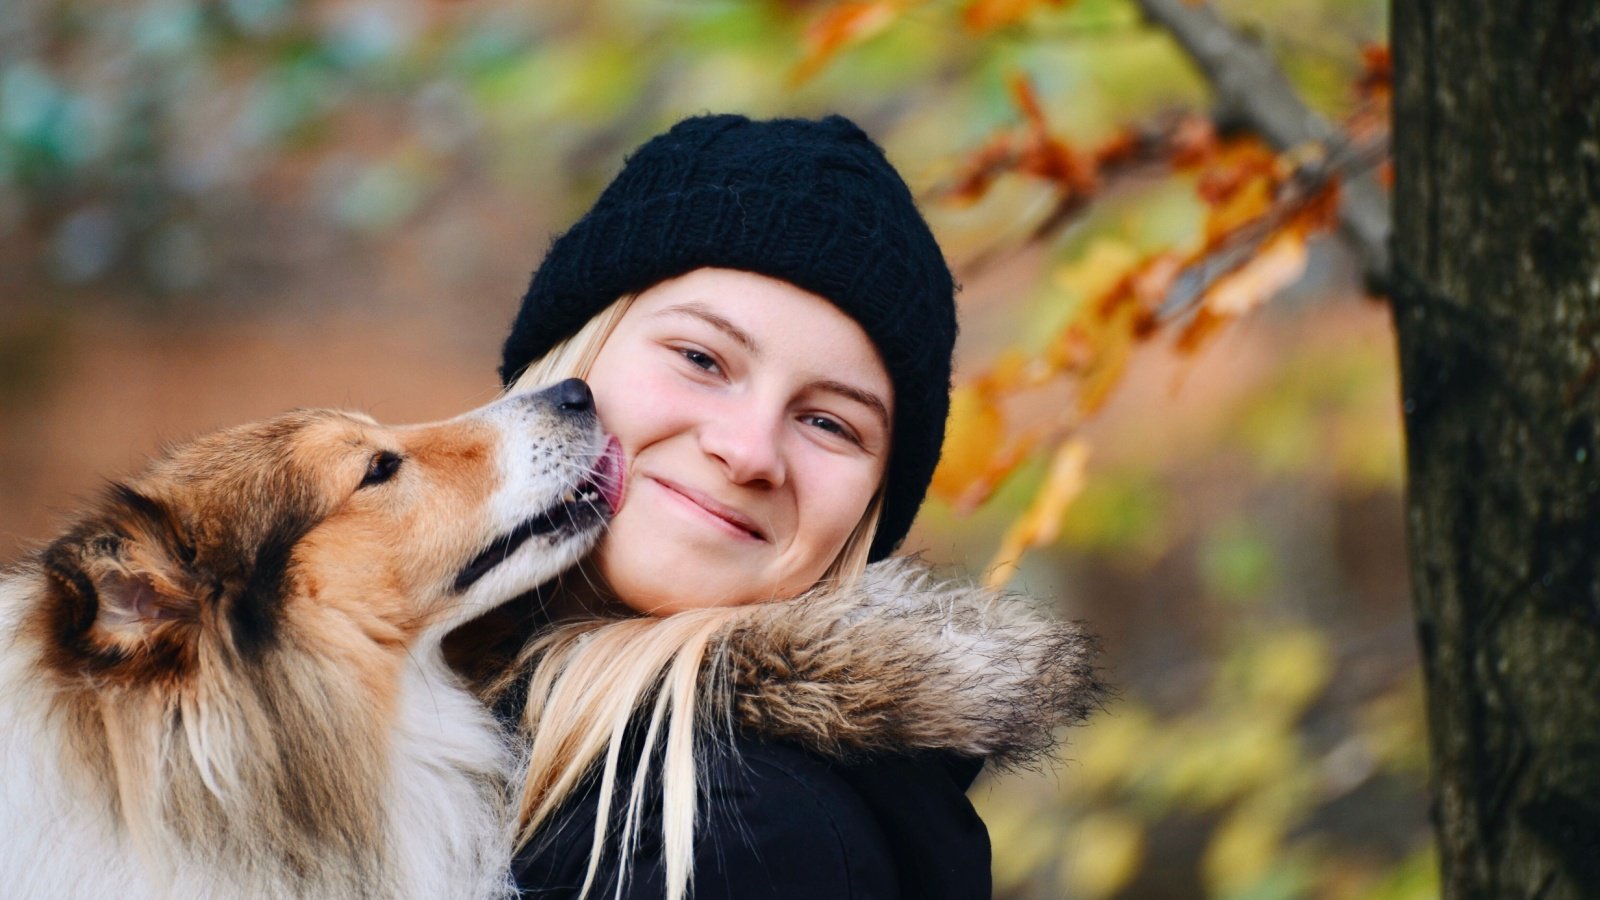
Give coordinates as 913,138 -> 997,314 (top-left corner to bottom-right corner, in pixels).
488,114 -> 1102,900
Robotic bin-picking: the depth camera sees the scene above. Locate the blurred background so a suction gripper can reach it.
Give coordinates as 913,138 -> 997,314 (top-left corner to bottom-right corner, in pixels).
0,0 -> 1426,896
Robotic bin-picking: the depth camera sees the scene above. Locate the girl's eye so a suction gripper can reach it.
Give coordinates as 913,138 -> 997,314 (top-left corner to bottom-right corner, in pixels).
803,414 -> 861,446
678,348 -> 721,374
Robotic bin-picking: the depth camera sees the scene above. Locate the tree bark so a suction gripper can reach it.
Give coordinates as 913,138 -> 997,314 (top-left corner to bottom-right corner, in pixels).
1392,0 -> 1600,897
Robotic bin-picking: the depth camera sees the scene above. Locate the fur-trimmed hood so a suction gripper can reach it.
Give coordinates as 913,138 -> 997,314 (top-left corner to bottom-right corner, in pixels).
713,557 -> 1105,767
508,558 -> 1104,898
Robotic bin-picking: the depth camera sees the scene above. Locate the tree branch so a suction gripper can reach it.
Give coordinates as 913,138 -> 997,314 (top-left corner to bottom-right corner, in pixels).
1135,0 -> 1392,288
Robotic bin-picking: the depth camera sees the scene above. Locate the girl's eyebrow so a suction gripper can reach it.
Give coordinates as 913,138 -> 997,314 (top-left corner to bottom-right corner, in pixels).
812,379 -> 891,433
653,302 -> 759,356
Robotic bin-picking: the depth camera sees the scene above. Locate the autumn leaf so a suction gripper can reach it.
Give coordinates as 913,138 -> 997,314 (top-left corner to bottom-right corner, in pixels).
1202,173 -> 1275,243
930,383 -> 1005,505
964,0 -> 1070,34
791,1 -> 904,86
1169,116 -> 1219,168
1204,228 -> 1308,316
944,132 -> 1017,206
955,434 -> 1040,514
1175,228 -> 1309,353
1010,74 -> 1097,195
1077,297 -> 1145,413
1358,43 -> 1393,99
1131,251 -> 1184,306
981,347 -> 1039,393
986,439 -> 1089,587
1055,237 -> 1141,303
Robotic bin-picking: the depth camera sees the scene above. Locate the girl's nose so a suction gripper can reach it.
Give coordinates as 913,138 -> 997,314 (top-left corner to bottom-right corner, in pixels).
699,408 -> 786,488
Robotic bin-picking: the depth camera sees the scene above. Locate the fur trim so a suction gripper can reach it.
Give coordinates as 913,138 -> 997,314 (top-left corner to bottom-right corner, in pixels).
712,557 -> 1105,767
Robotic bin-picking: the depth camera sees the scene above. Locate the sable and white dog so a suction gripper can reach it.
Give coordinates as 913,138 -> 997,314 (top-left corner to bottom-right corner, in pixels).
0,379 -> 622,900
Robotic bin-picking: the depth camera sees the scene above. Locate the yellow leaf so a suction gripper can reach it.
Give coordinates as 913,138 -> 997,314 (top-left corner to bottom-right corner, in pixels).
1203,173 -> 1274,242
1249,627 -> 1332,718
986,439 -> 1089,587
791,1 -> 903,85
981,347 -> 1033,392
1054,237 -> 1141,302
1061,810 -> 1145,899
1203,799 -> 1289,895
930,383 -> 1004,504
1077,298 -> 1142,414
1202,229 -> 1309,317
953,433 -> 1040,514
983,798 -> 1062,890
1073,706 -> 1156,795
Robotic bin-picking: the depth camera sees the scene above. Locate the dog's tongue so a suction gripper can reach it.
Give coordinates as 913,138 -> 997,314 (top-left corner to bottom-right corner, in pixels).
596,436 -> 626,514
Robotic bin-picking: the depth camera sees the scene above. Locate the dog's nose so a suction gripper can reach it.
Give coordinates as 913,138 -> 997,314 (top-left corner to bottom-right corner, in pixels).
551,378 -> 593,414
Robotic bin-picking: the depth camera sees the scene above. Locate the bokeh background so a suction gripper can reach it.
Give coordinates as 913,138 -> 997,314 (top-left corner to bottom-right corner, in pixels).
0,0 -> 1428,896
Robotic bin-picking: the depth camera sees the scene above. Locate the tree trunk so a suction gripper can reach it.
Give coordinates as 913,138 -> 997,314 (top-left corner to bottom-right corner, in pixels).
1391,1 -> 1600,897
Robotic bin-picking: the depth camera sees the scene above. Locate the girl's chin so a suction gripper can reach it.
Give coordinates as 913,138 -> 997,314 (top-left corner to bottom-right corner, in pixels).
595,551 -> 765,613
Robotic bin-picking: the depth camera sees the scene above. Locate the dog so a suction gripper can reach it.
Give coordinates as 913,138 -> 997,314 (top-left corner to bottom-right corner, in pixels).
0,378 -> 622,899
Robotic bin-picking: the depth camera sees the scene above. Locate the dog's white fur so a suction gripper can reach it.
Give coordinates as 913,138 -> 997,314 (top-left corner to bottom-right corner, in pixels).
0,386 -> 610,899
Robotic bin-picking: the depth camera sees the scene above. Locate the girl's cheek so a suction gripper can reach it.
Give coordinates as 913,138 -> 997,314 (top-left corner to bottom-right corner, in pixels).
792,449 -> 881,516
606,369 -> 702,444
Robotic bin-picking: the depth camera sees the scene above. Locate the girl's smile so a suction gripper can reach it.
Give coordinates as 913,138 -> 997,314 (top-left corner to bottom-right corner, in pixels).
645,475 -> 768,542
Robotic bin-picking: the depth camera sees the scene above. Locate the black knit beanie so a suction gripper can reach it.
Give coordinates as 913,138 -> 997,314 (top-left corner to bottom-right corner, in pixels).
500,113 -> 956,561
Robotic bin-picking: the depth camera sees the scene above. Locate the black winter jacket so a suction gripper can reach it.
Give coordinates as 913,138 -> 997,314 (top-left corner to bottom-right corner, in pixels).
508,559 -> 1103,900
513,737 -> 989,899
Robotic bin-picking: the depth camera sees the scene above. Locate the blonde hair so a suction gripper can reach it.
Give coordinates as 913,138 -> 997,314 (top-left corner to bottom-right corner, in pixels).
498,295 -> 884,900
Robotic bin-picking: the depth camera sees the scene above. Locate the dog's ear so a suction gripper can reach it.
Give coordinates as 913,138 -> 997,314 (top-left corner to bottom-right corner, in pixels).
42,485 -> 203,668
87,567 -> 196,630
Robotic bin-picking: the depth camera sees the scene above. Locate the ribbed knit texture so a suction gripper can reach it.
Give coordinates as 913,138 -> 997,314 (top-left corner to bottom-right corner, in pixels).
501,114 -> 956,561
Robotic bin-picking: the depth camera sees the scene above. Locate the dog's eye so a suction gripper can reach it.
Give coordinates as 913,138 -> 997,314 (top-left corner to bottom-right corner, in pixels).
359,451 -> 403,489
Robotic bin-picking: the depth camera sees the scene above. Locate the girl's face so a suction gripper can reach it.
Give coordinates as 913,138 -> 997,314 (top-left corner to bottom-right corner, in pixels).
584,267 -> 892,615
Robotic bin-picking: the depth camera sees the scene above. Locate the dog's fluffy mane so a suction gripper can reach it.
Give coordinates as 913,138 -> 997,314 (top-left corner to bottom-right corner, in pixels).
0,578 -> 509,898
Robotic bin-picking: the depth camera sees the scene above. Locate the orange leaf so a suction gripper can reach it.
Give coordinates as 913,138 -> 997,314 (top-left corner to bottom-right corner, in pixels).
1203,174 -> 1274,244
1358,43 -> 1392,99
1009,72 -> 1048,128
1077,293 -> 1143,414
1201,228 -> 1308,317
964,0 -> 1069,33
985,439 -> 1090,587
1169,116 -> 1219,169
954,433 -> 1039,514
791,1 -> 902,85
1194,138 -> 1278,205
1007,74 -> 1096,194
1046,320 -> 1095,375
1055,238 -> 1142,301
981,347 -> 1036,393
1173,306 -> 1228,355
943,132 -> 1017,206
930,383 -> 1005,505
1176,228 -> 1308,354
1132,251 -> 1185,307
